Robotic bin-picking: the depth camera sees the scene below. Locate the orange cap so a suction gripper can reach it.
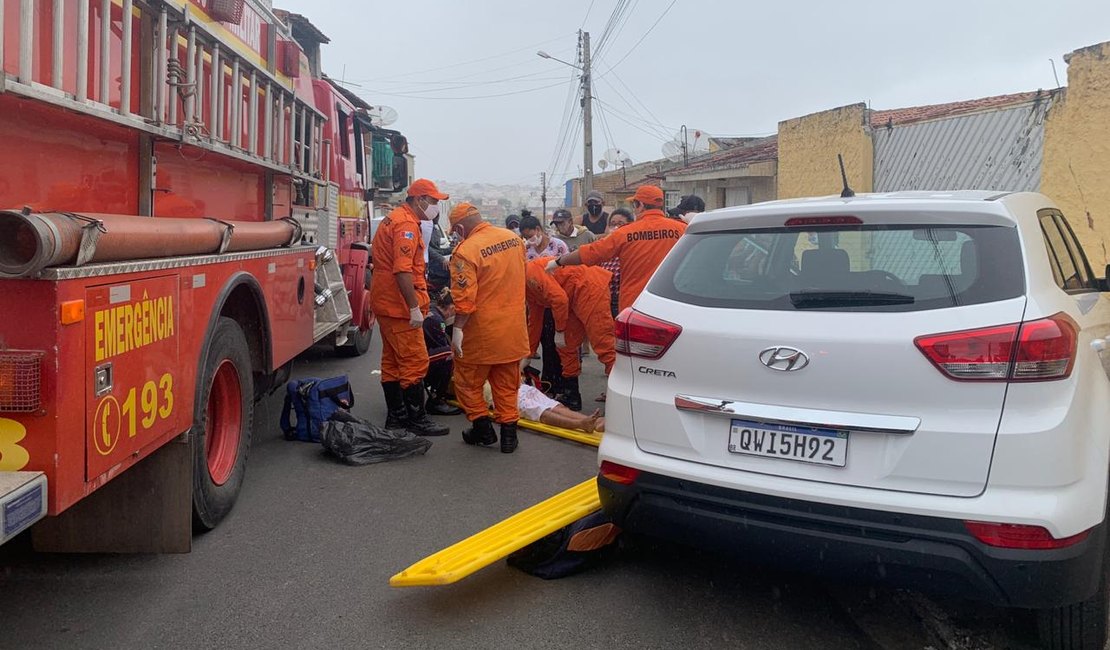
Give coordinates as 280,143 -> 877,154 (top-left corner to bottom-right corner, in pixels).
631,185 -> 664,207
408,178 -> 449,201
449,202 -> 481,226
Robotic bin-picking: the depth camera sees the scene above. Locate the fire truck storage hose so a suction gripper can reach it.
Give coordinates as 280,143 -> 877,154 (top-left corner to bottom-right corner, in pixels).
0,210 -> 302,278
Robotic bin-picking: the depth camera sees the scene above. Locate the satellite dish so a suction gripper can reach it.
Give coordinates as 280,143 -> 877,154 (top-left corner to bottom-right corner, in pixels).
603,148 -> 633,166
662,140 -> 684,163
676,127 -> 711,156
663,127 -> 711,163
598,159 -> 609,170
367,105 -> 399,127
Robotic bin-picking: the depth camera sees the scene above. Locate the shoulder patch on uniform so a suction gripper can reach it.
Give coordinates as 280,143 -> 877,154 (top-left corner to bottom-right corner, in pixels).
455,276 -> 469,288
402,231 -> 415,240
453,260 -> 466,274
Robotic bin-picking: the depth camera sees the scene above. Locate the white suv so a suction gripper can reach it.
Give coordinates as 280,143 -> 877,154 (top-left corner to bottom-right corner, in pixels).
599,191 -> 1110,650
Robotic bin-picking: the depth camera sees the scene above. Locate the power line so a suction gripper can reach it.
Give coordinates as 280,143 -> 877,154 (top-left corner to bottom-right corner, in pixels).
594,82 -> 672,140
361,72 -> 568,96
357,81 -> 568,102
595,0 -> 640,62
593,0 -> 635,62
364,52 -> 577,87
606,70 -> 673,135
352,32 -> 575,83
593,96 -> 673,143
581,0 -> 597,27
599,0 -> 678,75
594,96 -> 619,157
546,62 -> 583,175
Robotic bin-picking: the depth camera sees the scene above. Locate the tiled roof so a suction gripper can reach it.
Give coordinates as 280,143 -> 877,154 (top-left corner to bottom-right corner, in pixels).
665,135 -> 778,177
869,90 -> 1056,128
612,177 -> 662,193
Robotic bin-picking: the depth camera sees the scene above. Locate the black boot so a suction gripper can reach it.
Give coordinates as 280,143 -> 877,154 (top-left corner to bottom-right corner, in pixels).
426,395 -> 463,416
557,376 -> 582,412
403,382 -> 450,436
382,381 -> 408,430
462,416 -> 497,446
499,422 -> 518,454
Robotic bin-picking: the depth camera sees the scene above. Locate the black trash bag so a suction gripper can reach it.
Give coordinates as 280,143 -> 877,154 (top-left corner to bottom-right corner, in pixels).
320,410 -> 432,466
507,510 -> 621,579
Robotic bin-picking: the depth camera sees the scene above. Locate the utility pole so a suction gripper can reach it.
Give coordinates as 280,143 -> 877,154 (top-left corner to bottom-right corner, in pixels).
580,30 -> 594,204
540,171 -> 548,219
537,33 -> 593,205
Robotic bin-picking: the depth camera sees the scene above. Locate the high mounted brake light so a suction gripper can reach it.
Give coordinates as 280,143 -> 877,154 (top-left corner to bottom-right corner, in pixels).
784,216 -> 863,227
914,313 -> 1078,382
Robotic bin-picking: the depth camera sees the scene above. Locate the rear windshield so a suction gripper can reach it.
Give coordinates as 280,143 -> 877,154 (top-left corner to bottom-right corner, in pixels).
649,224 -> 1024,312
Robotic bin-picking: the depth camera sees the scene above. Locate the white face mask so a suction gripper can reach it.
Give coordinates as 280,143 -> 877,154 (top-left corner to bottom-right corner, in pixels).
526,235 -> 542,247
422,202 -> 440,220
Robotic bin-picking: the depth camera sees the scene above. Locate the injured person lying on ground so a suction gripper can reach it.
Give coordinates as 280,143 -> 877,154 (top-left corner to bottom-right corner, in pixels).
482,363 -> 605,434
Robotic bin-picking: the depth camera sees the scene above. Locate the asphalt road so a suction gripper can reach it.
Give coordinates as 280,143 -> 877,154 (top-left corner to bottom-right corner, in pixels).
0,336 -> 1038,649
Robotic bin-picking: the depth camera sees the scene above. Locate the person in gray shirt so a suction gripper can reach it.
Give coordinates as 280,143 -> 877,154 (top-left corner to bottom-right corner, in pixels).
550,208 -> 596,252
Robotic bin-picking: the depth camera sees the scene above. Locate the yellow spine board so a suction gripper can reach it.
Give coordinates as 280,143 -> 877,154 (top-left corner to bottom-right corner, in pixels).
447,401 -> 601,448
389,477 -> 601,587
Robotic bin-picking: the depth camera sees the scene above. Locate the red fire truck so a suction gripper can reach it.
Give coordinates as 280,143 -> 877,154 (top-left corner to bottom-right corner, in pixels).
0,0 -> 408,552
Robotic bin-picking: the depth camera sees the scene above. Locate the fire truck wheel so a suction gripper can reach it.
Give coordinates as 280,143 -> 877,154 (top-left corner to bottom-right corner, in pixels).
192,317 -> 254,532
336,325 -> 373,357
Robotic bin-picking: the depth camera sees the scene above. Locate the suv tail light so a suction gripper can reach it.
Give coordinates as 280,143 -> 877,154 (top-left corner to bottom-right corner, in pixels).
965,521 -> 1090,550
615,309 -> 681,360
914,313 -> 1078,382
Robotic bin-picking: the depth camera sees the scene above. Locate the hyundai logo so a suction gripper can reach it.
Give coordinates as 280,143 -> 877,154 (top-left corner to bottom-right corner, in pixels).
759,346 -> 810,372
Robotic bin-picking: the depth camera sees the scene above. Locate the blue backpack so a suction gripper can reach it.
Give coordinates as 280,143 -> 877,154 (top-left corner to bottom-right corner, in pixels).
280,376 -> 354,443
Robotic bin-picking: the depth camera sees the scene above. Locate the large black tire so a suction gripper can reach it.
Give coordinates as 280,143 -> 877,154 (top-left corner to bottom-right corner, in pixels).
192,317 -> 254,531
1037,570 -> 1109,649
335,324 -> 372,357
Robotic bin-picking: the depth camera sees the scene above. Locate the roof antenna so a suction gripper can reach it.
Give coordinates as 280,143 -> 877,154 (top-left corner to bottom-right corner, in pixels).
838,153 -> 855,198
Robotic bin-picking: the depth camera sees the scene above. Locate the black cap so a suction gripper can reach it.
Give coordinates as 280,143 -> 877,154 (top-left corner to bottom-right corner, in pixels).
551,208 -> 572,222
677,194 -> 705,213
506,214 -> 521,227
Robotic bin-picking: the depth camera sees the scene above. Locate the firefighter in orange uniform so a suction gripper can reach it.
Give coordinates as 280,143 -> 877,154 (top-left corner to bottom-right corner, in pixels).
525,257 -> 615,410
369,178 -> 450,437
549,185 -> 686,312
448,203 -> 530,453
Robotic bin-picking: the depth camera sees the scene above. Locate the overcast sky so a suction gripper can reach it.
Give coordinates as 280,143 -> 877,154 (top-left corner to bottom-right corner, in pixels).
277,0 -> 1110,187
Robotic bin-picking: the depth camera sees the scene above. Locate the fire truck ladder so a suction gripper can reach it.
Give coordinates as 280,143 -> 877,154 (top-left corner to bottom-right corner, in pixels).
0,0 -> 328,202
312,245 -> 352,344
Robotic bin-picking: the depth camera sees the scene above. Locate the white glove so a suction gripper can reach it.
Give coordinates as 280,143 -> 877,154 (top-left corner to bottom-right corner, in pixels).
545,258 -> 559,273
408,306 -> 424,329
452,328 -> 464,359
554,331 -> 567,348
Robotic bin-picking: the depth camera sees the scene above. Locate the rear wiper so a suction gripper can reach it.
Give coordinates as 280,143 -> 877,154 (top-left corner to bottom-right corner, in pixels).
789,290 -> 916,308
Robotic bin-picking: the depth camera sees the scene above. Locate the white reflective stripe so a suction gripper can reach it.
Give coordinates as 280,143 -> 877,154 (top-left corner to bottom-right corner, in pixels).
674,394 -> 920,434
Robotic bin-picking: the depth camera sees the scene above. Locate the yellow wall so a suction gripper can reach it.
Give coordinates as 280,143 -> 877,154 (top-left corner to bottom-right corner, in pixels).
777,103 -> 873,200
1042,42 -> 1110,267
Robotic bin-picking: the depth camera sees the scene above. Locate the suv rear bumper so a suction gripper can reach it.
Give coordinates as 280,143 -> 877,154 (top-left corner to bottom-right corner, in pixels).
599,470 -> 1105,609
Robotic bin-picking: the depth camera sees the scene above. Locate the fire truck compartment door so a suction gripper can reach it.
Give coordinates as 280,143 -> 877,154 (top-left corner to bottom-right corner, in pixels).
85,275 -> 182,481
